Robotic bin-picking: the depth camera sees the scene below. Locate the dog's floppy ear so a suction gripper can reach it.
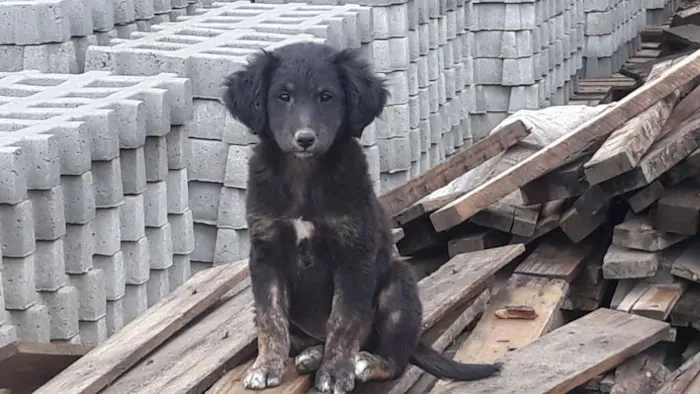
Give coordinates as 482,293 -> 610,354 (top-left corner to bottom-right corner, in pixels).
333,48 -> 389,138
222,50 -> 279,136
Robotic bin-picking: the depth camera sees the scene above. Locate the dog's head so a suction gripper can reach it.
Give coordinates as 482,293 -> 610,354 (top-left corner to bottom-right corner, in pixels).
222,42 -> 388,158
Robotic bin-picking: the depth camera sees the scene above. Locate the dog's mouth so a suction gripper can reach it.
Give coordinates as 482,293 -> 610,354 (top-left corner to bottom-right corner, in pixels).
294,151 -> 314,159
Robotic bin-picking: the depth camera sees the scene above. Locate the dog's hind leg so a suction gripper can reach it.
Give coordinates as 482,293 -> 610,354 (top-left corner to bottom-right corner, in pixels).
355,261 -> 422,383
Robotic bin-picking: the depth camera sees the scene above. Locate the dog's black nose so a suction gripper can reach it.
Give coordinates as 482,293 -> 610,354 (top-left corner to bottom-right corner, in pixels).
295,130 -> 316,148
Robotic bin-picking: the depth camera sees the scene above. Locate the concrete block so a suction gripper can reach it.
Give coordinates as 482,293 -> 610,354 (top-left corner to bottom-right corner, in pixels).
0,42 -> 80,74
120,194 -> 146,241
0,146 -> 27,205
382,70 -> 411,106
0,134 -> 59,191
92,159 -> 125,208
35,240 -> 67,292
192,222 -> 217,263
120,147 -> 148,195
169,209 -> 195,255
377,138 -> 412,172
472,3 -> 537,31
167,168 -> 189,214
472,30 -> 536,58
2,254 -> 37,310
364,37 -> 411,73
214,228 -> 248,265
68,268 -> 106,321
106,297 -> 124,336
124,283 -> 148,324
167,126 -> 191,169
0,325 -> 17,347
144,181 -> 168,227
93,207 -> 122,256
0,0 -> 72,45
61,172 -> 96,225
123,236 -> 151,285
379,170 -> 410,194
224,145 -> 255,189
186,99 -> 226,141
147,268 -> 170,307
374,103 -> 411,139
146,223 -> 174,269
188,181 -> 221,224
8,304 -> 51,343
189,139 -> 227,183
39,285 -> 80,340
145,136 -> 169,182
64,222 -> 94,274
79,318 -> 108,346
371,3 -> 409,40
0,200 -> 36,258
363,145 -> 381,184
169,254 -> 191,290
474,57 -> 536,85
217,187 -> 247,230
93,252 -> 126,301
28,187 -> 66,241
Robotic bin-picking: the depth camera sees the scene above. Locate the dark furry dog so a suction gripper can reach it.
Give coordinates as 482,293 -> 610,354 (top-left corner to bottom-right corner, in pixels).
222,42 -> 501,393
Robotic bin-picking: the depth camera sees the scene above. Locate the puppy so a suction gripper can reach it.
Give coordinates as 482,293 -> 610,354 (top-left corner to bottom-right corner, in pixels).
222,41 -> 501,394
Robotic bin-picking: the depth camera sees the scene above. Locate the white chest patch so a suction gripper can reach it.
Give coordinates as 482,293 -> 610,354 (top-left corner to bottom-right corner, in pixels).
291,218 -> 315,245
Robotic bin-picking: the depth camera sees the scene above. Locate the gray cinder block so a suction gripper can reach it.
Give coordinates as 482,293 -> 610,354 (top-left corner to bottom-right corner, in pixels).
64,222 -> 95,274
39,285 -> 80,340
146,222 -> 174,269
28,186 -> 67,241
147,268 -> 170,307
35,240 -> 68,292
93,251 -> 126,301
123,236 -> 151,285
68,268 -> 107,321
169,209 -> 195,255
2,254 -> 38,310
0,200 -> 36,258
8,303 -> 51,343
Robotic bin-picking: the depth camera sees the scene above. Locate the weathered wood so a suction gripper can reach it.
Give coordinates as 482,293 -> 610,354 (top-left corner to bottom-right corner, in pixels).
603,244 -> 660,280
102,280 -> 256,394
227,245 -> 526,393
670,286 -> 700,325
429,49 -> 700,233
654,179 -> 700,235
514,232 -> 595,282
392,193 -> 462,226
510,199 -> 565,245
378,121 -> 529,218
0,341 -> 93,394
559,204 -> 609,243
35,260 -> 251,394
583,59 -> 682,185
447,229 -> 509,257
612,215 -> 688,251
671,4 -> 700,27
655,344 -> 700,394
626,180 -> 665,213
610,346 -> 670,394
518,154 -> 591,205
671,238 -> 700,282
438,308 -> 671,394
620,50 -> 695,81
664,25 -> 700,49
630,282 -> 688,320
562,280 -> 611,312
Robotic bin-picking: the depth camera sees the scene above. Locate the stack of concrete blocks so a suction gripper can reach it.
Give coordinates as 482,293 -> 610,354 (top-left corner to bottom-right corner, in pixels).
0,70 -> 193,346
645,0 -> 680,26
582,0 -> 646,78
84,2 -> 373,272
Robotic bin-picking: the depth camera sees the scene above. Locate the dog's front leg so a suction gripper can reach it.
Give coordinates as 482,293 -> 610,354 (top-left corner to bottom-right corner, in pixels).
315,266 -> 375,394
244,256 -> 291,390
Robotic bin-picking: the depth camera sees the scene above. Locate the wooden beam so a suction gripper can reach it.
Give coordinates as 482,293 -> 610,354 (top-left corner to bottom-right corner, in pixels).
391,192 -> 462,226
224,245 -> 526,394
626,180 -> 665,213
518,154 -> 591,205
654,179 -> 700,235
583,59 -> 682,185
378,121 -> 529,218
447,229 -> 509,257
35,260 -> 251,394
655,343 -> 700,394
603,245 -> 660,280
612,215 -> 688,251
629,282 -> 688,321
514,232 -> 596,282
671,238 -> 700,283
429,49 -> 700,233
671,4 -> 700,27
437,308 -> 670,394
609,346 -> 670,394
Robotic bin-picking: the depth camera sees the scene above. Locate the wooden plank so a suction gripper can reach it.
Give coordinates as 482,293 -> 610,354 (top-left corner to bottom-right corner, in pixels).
392,192 -> 462,226
509,200 -> 565,245
429,49 -> 700,233
559,204 -> 609,243
35,260 -> 251,394
664,25 -> 700,49
101,280 -> 256,394
612,215 -> 688,251
437,308 -> 670,394
655,344 -> 700,394
583,59 -> 682,185
518,154 -> 591,205
609,345 -> 670,394
630,282 -> 688,320
378,121 -> 529,218
0,342 -> 92,394
654,179 -> 700,235
620,50 -> 695,81
513,232 -> 595,282
603,244 -> 660,280
445,274 -> 569,365
626,180 -> 665,213
671,238 -> 700,282
671,4 -> 700,27
225,245 -> 526,394
447,229 -> 509,257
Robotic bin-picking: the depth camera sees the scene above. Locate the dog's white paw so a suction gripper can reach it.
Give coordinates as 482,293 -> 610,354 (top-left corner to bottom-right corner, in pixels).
295,345 -> 324,375
243,368 -> 283,390
353,352 -> 375,382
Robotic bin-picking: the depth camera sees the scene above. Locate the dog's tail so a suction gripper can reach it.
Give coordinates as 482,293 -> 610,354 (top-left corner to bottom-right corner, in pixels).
409,341 -> 502,381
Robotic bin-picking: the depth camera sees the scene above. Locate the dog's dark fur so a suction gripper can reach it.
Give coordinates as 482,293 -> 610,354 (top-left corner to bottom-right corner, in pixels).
222,42 -> 501,393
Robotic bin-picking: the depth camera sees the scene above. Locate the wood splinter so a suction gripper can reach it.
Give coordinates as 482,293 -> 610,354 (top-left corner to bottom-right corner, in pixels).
494,305 -> 538,320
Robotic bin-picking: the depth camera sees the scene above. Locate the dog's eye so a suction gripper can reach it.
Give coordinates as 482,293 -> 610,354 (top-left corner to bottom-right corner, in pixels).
319,93 -> 332,103
279,93 -> 291,102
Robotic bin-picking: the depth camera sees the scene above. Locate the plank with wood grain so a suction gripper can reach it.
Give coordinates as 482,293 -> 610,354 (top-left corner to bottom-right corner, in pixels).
429,49 -> 700,233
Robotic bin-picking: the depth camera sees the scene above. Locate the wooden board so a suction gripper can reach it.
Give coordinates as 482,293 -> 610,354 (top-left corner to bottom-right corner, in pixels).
222,245 -> 526,394
609,345 -> 670,394
620,49 -> 695,82
654,179 -> 700,235
655,345 -> 700,394
35,260 -> 251,394
0,341 -> 92,394
429,49 -> 700,233
671,238 -> 700,282
626,180 -> 665,213
509,200 -> 565,245
583,59 -> 682,185
514,232 -> 595,282
518,154 -> 591,205
101,280 -> 256,393
559,204 -> 609,244
603,244 -> 660,280
378,121 -> 529,218
671,4 -> 700,27
437,308 -> 670,394
612,215 -> 688,251
447,229 -> 509,257
664,25 -> 700,49
392,193 -> 462,226
629,282 -> 688,320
